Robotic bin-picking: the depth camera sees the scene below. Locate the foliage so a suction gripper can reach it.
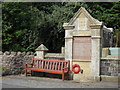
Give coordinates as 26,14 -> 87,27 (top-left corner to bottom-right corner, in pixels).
0,66 -> 10,76
2,2 -> 41,52
85,2 -> 120,47
2,2 -> 120,52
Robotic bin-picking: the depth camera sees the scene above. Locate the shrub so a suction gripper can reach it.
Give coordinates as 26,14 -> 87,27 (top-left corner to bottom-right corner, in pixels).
0,66 -> 10,76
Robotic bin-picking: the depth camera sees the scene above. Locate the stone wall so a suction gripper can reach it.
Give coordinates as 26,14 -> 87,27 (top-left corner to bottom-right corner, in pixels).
0,51 -> 35,75
102,26 -> 113,47
0,48 -> 65,75
44,53 -> 64,60
100,59 -> 119,76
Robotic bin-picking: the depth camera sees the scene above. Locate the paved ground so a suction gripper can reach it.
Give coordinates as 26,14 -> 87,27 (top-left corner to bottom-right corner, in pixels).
1,75 -> 119,88
2,83 -> 29,88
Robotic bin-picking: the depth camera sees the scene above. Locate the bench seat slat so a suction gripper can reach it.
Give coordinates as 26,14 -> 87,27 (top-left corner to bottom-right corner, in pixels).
26,68 -> 68,74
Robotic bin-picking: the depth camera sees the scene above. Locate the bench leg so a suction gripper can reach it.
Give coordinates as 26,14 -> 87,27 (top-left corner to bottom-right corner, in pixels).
25,69 -> 27,76
25,70 -> 32,76
62,73 -> 64,81
30,71 -> 32,76
66,73 -> 69,80
43,72 -> 45,76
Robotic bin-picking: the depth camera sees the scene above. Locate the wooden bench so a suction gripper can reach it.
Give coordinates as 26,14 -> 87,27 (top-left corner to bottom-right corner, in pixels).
25,58 -> 70,81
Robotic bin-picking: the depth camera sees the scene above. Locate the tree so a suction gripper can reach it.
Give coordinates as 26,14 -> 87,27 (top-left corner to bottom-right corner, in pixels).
2,2 -> 42,51
85,2 -> 120,47
2,2 -> 120,52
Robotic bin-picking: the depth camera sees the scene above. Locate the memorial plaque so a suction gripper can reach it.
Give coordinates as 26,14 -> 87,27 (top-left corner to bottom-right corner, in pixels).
73,36 -> 91,60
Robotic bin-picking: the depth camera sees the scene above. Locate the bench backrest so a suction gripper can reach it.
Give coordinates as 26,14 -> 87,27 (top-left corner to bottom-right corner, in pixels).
32,58 -> 70,71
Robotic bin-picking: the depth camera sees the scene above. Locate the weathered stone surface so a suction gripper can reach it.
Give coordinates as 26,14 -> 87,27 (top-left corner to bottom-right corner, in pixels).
11,52 -> 17,56
34,52 -> 37,56
30,52 -> 34,55
22,52 -> 26,56
63,7 -> 113,82
26,52 -> 31,55
4,51 -> 10,55
1,51 -> 34,75
101,75 -> 118,82
101,59 -> 119,76
17,52 -> 22,55
0,51 -> 3,55
35,44 -> 49,59
35,44 -> 48,51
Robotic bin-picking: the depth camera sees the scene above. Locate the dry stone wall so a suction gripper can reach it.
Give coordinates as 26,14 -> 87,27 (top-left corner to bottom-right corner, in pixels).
101,59 -> 119,76
0,51 -> 35,75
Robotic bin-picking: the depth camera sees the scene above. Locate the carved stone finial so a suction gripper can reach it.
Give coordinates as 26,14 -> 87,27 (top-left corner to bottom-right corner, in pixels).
35,44 -> 48,51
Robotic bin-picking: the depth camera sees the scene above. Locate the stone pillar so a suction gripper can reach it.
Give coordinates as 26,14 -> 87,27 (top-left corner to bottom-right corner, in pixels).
63,23 -> 74,67
65,37 -> 73,71
63,23 -> 74,79
35,44 -> 48,59
90,23 -> 103,81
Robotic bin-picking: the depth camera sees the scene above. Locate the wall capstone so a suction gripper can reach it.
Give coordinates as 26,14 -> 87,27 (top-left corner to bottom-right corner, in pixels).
11,52 -> 17,56
4,51 -> 10,55
0,51 -> 3,55
17,52 -> 22,55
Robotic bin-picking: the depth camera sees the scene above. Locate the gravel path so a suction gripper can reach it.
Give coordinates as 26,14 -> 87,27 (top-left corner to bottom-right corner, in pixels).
1,75 -> 119,88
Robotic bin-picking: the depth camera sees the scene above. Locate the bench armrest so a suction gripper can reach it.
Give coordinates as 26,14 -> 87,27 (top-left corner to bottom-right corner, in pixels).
62,67 -> 69,71
25,63 -> 33,68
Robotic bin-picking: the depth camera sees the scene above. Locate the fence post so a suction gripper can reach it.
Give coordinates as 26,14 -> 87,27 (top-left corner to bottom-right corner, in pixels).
35,44 -> 48,59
